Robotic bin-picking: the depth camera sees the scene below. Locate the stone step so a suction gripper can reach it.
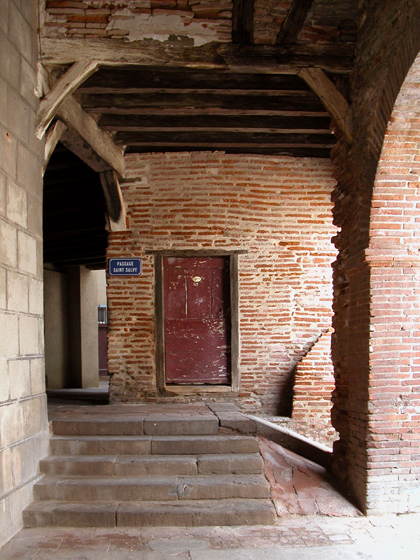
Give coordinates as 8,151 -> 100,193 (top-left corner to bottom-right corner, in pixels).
33,475 -> 270,502
51,415 -> 219,436
23,499 -> 277,528
40,453 -> 264,477
49,434 -> 260,456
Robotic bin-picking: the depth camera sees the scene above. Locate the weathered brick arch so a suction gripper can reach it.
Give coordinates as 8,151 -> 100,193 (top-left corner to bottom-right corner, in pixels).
330,3 -> 420,514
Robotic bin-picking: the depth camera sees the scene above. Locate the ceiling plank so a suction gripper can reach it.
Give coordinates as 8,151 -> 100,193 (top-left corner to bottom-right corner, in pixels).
36,60 -> 99,139
276,0 -> 314,45
114,131 -> 334,146
99,170 -> 126,232
299,67 -> 353,143
232,0 -> 254,44
98,114 -> 331,132
43,120 -> 67,176
56,95 -> 126,177
81,92 -> 325,113
40,38 -> 354,74
79,68 -> 309,93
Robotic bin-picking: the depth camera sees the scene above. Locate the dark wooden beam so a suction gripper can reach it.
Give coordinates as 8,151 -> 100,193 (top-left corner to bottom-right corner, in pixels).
79,68 -> 309,94
81,93 -> 326,115
40,38 -> 354,74
276,0 -> 313,45
98,114 -> 332,133
232,0 -> 254,44
115,131 -> 334,146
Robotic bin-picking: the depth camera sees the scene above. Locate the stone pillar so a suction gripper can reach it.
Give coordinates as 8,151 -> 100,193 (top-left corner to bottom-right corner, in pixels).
67,266 -> 99,388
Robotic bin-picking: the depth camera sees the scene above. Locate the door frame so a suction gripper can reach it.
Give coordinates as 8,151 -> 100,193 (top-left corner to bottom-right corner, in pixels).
153,250 -> 243,394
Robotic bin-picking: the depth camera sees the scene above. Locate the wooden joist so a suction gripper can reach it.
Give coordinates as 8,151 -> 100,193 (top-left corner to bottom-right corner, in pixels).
81,92 -> 326,114
56,95 -> 125,177
299,67 -> 353,144
98,113 -> 331,132
36,61 -> 99,139
276,0 -> 314,44
232,0 -> 254,44
40,38 -> 354,74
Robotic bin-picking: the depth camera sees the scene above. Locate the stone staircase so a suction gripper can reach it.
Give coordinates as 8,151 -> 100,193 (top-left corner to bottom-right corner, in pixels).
23,403 -> 277,527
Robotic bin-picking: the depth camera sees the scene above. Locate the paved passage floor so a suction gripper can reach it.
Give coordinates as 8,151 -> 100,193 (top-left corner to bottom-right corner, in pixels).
2,400 -> 418,558
1,514 -> 419,559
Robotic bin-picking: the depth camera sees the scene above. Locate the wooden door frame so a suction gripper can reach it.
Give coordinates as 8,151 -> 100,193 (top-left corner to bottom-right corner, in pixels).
152,250 -> 244,394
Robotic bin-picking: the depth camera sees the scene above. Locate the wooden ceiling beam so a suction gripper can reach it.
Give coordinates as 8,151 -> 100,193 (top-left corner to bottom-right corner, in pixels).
81,92 -> 325,113
114,131 -> 334,145
40,38 -> 354,74
98,114 -> 331,132
299,67 -> 353,143
36,60 -> 98,139
276,0 -> 314,45
232,0 -> 254,44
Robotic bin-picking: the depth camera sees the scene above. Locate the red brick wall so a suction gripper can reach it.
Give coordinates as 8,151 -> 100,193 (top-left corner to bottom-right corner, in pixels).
365,55 -> 420,514
107,152 -> 337,415
292,328 -> 336,443
330,0 -> 420,513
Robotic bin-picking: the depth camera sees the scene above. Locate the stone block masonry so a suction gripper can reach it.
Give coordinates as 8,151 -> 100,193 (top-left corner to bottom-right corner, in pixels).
0,0 -> 49,548
107,152 -> 337,416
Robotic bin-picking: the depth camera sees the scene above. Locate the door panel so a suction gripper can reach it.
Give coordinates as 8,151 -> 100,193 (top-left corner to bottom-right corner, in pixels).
163,257 -> 231,385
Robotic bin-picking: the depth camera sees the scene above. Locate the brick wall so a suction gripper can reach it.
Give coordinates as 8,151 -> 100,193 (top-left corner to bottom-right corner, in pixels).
41,0 -> 356,46
0,0 -> 48,547
330,0 -> 420,513
291,328 -> 337,444
107,152 -> 337,416
364,55 -> 420,514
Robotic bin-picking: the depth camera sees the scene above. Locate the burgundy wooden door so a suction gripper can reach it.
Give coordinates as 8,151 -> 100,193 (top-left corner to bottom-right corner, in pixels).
163,256 -> 231,385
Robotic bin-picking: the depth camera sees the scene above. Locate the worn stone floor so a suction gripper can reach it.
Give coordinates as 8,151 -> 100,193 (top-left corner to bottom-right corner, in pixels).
1,398 -> 418,559
1,514 -> 419,559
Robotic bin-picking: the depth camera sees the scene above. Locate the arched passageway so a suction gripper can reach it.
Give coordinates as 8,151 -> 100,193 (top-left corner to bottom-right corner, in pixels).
331,5 -> 420,513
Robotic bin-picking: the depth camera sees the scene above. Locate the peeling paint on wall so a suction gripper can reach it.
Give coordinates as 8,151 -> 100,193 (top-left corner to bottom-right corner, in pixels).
106,9 -> 220,46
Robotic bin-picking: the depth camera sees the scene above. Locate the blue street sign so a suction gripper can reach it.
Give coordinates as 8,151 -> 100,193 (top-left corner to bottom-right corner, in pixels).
109,258 -> 142,276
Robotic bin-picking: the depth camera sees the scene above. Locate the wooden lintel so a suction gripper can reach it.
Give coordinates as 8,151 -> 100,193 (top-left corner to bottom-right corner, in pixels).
99,169 -> 126,231
299,67 -> 353,144
232,0 -> 254,44
56,95 -> 125,177
43,120 -> 67,176
36,61 -> 99,139
40,37 -> 354,74
276,0 -> 313,45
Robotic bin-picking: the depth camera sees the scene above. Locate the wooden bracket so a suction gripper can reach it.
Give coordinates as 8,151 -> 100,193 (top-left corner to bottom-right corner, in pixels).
276,0 -> 313,45
43,119 -> 67,176
36,60 -> 99,139
299,67 -> 353,144
57,95 -> 125,178
100,169 -> 126,231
